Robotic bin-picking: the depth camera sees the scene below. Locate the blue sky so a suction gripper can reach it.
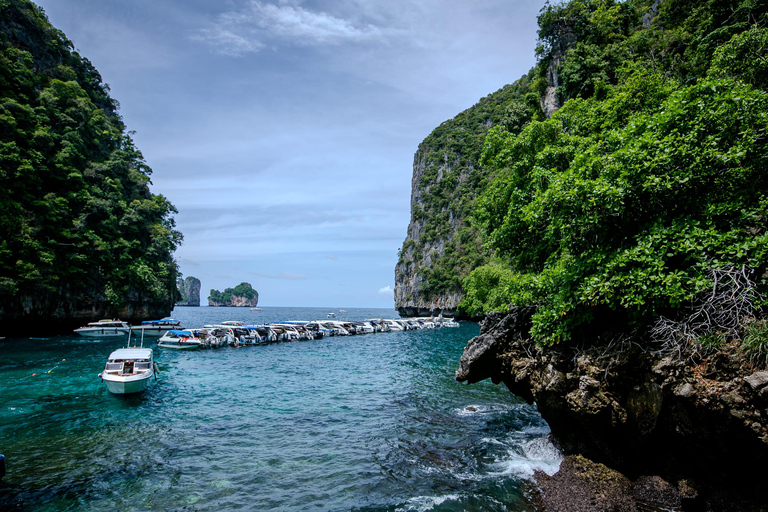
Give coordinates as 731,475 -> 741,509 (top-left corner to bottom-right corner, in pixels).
35,0 -> 543,307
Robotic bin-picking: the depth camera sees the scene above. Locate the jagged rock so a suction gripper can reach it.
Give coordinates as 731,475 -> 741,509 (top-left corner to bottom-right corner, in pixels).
745,370 -> 768,390
457,308 -> 768,510
533,455 -> 635,512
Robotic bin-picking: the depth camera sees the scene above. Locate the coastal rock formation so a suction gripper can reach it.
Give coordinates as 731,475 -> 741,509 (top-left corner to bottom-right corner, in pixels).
393,83 -> 535,319
0,286 -> 174,337
208,282 -> 258,307
0,0 -> 181,337
457,308 -> 768,511
176,276 -> 201,306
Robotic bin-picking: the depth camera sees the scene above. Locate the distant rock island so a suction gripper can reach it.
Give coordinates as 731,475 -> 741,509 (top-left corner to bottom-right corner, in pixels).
208,282 -> 259,307
176,276 -> 201,306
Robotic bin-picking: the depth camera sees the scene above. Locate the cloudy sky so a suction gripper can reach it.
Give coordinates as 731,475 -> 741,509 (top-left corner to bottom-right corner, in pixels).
35,0 -> 543,308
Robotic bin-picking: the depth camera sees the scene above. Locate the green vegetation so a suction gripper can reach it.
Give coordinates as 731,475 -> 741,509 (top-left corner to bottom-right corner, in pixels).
0,0 -> 181,311
742,320 -> 768,367
456,0 -> 768,347
209,282 -> 258,305
398,74 -> 544,301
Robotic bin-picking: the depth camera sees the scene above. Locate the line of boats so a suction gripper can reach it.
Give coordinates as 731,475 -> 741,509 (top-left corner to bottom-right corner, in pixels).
85,315 -> 460,396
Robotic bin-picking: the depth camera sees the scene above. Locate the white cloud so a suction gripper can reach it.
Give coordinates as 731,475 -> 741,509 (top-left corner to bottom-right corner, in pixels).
195,27 -> 265,56
196,1 -> 382,55
378,285 -> 393,294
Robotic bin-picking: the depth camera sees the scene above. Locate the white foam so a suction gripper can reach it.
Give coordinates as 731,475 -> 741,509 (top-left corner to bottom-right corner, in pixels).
396,494 -> 462,512
491,436 -> 563,480
454,403 -> 524,416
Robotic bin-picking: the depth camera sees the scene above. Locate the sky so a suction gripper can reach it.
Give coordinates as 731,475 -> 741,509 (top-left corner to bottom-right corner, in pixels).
34,0 -> 544,308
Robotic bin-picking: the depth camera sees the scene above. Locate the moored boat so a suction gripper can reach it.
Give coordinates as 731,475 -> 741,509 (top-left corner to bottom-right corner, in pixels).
130,318 -> 183,337
98,347 -> 155,394
75,319 -> 130,337
158,330 -> 202,350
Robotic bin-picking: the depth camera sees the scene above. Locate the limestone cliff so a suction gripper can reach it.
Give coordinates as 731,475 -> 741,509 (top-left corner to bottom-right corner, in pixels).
0,0 -> 181,337
176,276 -> 201,306
394,79 -> 539,318
457,308 -> 768,510
394,147 -> 472,318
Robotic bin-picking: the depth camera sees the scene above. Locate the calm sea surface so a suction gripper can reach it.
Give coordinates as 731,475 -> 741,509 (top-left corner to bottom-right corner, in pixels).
0,306 -> 560,511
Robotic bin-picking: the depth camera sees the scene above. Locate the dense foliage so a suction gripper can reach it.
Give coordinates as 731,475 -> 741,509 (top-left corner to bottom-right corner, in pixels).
0,0 -> 181,312
460,0 -> 768,345
209,282 -> 258,305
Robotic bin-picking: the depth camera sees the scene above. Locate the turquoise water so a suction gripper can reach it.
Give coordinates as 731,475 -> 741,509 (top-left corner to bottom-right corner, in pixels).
0,307 -> 560,511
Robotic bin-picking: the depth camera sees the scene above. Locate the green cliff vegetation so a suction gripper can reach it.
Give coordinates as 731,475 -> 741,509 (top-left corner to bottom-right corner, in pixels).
208,282 -> 259,306
460,0 -> 768,348
0,0 -> 181,314
398,75 -> 546,302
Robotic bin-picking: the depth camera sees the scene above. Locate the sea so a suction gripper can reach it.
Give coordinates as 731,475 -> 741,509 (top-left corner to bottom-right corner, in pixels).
0,306 -> 562,511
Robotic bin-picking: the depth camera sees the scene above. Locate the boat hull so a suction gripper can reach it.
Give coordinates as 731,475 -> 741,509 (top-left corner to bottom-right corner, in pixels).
101,373 -> 152,395
129,327 -> 169,337
158,341 -> 199,350
76,328 -> 129,337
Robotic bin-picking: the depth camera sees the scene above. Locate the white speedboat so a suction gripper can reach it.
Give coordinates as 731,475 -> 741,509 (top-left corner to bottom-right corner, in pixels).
75,319 -> 130,337
98,347 -> 155,394
157,330 -> 202,350
130,318 -> 182,337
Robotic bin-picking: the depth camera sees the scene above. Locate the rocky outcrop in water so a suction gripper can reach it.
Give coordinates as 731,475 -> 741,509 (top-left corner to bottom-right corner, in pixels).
176,276 -> 201,306
457,308 -> 768,511
208,282 -> 258,307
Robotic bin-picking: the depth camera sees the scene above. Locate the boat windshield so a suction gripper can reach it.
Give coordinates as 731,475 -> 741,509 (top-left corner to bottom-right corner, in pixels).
105,362 -> 122,371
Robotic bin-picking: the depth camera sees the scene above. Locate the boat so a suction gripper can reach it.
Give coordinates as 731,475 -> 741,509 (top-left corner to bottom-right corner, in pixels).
130,318 -> 183,337
98,347 -> 155,394
250,308 -> 262,311
157,330 -> 202,350
327,312 -> 336,318
75,319 -> 130,337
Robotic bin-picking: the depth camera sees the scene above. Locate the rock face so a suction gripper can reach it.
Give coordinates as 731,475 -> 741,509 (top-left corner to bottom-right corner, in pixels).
457,308 -> 768,510
531,455 -> 688,512
0,285 -> 174,337
176,277 -> 201,306
394,145 -> 471,319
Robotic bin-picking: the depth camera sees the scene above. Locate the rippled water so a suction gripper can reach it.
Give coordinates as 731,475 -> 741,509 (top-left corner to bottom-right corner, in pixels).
0,307 -> 560,511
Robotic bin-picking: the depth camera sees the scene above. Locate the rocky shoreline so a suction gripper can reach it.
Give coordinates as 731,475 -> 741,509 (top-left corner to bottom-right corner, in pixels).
457,308 -> 768,511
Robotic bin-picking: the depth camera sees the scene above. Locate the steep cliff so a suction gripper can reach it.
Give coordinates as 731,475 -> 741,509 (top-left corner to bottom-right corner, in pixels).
0,0 -> 182,336
176,276 -> 201,306
394,77 -> 541,318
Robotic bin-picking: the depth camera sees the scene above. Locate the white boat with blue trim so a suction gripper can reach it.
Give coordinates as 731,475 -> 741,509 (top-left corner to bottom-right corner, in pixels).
98,347 -> 155,394
75,319 -> 130,337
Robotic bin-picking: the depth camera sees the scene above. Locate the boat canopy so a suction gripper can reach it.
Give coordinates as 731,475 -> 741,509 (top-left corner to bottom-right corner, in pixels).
142,318 -> 179,325
108,348 -> 152,360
